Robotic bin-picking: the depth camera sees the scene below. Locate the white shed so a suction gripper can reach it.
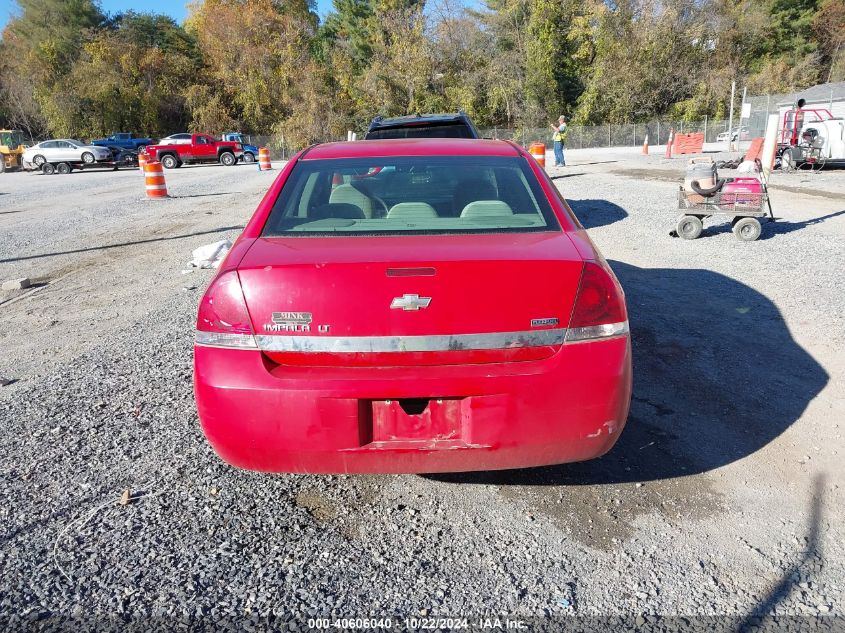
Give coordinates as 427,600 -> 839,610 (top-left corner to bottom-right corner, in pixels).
777,81 -> 845,121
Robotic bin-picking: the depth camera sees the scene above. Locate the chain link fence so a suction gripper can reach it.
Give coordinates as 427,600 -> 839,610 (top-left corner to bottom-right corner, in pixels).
242,88 -> 817,155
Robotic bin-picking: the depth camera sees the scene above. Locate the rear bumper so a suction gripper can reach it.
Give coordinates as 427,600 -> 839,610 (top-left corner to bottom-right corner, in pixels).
194,337 -> 632,474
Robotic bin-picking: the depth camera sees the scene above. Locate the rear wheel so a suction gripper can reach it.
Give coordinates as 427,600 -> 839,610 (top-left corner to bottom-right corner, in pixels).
732,217 -> 762,241
32,154 -> 46,167
676,215 -> 703,240
56,162 -> 71,175
81,152 -> 95,164
41,162 -> 56,175
242,152 -> 256,164
161,154 -> 179,169
219,151 -> 236,166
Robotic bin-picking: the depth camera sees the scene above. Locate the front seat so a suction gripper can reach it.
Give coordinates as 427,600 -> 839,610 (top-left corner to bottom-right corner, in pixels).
329,184 -> 374,218
452,178 -> 498,216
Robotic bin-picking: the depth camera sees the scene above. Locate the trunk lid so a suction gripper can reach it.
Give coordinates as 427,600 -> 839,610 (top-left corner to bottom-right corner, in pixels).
238,232 -> 583,366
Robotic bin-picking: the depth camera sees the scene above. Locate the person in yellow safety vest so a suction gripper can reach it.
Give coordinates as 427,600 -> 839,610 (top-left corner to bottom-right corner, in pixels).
550,116 -> 568,167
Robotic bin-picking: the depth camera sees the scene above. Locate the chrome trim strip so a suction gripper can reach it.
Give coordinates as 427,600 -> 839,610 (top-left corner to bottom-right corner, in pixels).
255,328 -> 567,353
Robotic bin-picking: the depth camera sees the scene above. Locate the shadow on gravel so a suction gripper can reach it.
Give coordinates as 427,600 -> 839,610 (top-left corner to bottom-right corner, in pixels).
432,260 -> 828,488
697,209 -> 845,240
567,199 -> 628,230
739,474 -> 825,625
549,172 -> 586,180
0,225 -> 244,264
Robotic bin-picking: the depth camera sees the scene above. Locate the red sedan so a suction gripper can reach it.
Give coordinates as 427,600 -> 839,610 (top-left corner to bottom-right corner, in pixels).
194,139 -> 631,473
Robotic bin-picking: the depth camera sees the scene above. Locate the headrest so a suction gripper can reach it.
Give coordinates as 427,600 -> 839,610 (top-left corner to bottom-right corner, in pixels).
387,202 -> 438,219
460,200 -> 514,218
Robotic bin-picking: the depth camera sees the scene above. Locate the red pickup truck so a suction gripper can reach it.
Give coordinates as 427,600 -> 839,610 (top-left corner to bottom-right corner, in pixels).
144,133 -> 244,169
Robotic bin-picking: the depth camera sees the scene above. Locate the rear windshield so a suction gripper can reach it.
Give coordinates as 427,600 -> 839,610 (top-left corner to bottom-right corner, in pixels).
262,156 -> 561,236
365,123 -> 476,139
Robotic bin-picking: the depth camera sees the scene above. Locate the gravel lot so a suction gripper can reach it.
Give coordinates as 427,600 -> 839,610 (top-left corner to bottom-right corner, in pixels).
0,154 -> 843,630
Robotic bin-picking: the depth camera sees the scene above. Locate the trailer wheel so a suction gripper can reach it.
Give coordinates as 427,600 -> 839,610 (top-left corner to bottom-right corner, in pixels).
56,162 -> 71,175
676,215 -> 703,240
732,217 -> 762,242
41,163 -> 56,175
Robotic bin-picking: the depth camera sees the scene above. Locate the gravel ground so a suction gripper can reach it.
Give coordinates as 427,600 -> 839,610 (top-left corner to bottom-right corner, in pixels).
0,155 -> 843,631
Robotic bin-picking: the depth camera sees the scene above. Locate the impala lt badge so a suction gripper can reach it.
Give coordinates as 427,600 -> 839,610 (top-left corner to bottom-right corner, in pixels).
390,294 -> 432,311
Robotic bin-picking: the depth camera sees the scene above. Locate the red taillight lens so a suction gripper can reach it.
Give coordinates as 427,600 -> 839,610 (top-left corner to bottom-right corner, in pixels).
195,271 -> 257,348
566,261 -> 628,342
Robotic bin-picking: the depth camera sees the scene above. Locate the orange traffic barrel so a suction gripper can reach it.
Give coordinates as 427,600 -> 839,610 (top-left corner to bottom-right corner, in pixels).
529,142 -> 546,168
138,151 -> 148,172
144,161 -> 168,199
258,147 -> 272,171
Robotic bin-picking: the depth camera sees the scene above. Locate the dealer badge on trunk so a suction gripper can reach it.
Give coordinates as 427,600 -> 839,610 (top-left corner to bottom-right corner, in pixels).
265,311 -> 329,333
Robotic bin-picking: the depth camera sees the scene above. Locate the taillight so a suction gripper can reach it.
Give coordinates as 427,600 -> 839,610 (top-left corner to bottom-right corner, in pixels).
195,271 -> 257,349
566,261 -> 629,342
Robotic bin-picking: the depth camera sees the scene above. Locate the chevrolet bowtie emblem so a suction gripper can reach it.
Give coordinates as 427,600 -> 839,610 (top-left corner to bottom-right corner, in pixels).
390,294 -> 432,311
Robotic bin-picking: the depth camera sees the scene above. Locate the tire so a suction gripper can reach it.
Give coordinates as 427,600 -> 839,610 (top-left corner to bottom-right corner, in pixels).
219,151 -> 236,166
160,154 -> 179,169
41,163 -> 56,175
81,152 -> 95,164
676,215 -> 703,240
242,152 -> 256,164
732,217 -> 762,242
32,154 -> 46,167
56,162 -> 71,175
136,145 -> 146,154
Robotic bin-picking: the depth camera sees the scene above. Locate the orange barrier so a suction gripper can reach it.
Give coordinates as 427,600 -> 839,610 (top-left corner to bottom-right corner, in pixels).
743,137 -> 765,162
529,142 -> 546,169
258,147 -> 272,171
671,132 -> 705,155
144,161 -> 168,199
665,129 -> 674,158
138,151 -> 148,172
642,134 -> 649,155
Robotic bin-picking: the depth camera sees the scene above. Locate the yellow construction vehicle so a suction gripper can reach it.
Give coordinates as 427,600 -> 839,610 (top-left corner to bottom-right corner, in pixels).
0,129 -> 26,173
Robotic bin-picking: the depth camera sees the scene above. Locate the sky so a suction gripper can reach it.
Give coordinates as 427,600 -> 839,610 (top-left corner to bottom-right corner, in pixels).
0,0 -> 338,29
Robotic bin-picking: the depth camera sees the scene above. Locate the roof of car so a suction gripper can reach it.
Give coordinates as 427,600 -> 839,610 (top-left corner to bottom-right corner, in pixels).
303,138 -> 521,160
369,112 -> 469,127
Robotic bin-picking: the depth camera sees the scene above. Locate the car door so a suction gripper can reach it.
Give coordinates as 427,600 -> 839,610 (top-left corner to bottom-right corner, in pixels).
58,141 -> 80,161
36,141 -> 58,161
193,135 -> 217,161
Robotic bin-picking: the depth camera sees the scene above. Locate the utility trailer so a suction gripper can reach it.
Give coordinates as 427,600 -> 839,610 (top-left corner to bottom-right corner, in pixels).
38,155 -> 138,175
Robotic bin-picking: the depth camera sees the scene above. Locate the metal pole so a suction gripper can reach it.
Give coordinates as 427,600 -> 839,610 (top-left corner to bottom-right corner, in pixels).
704,115 -> 708,142
657,120 -> 660,146
728,80 -> 736,151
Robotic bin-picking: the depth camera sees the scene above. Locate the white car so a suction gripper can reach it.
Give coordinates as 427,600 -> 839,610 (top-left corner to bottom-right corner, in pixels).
157,133 -> 193,145
716,127 -> 749,143
23,139 -> 112,168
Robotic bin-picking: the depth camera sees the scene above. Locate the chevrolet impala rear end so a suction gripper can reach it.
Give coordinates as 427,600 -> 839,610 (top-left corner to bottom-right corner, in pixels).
194,139 -> 631,473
